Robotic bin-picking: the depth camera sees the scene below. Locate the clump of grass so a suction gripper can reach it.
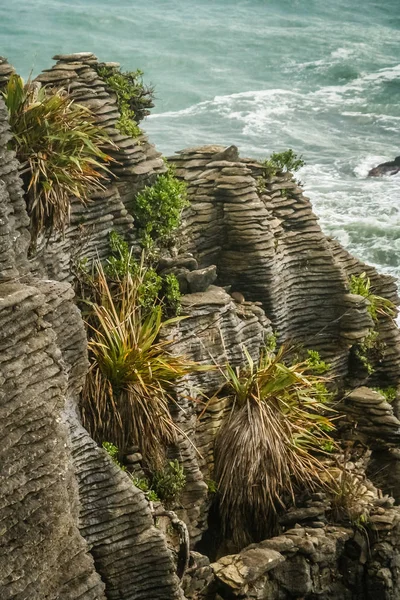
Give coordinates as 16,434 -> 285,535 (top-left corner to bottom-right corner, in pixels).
3,74 -> 113,243
214,347 -> 336,549
134,165 -> 188,249
262,149 -> 305,179
80,258 -> 202,470
97,65 -> 154,138
329,465 -> 372,527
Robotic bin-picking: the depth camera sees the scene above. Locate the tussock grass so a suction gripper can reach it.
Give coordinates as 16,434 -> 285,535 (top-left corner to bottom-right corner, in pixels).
3,74 -> 113,242
81,259 -> 204,470
214,347 -> 337,549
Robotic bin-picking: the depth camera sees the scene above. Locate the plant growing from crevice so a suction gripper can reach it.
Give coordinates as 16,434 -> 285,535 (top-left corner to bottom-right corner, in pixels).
134,166 -> 188,249
102,441 -> 161,502
349,272 -> 396,376
214,346 -> 336,549
262,149 -> 305,180
329,464 -> 372,527
306,349 -> 331,375
105,230 -> 182,315
102,441 -> 126,470
373,386 -> 397,403
349,272 -> 396,321
80,259 -> 202,470
152,459 -> 186,508
131,476 -> 160,502
3,74 -> 113,244
96,65 -> 154,138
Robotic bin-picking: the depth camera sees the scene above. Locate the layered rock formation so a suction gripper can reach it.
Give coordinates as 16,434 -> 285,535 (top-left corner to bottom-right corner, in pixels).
0,91 -> 183,600
1,52 -> 400,600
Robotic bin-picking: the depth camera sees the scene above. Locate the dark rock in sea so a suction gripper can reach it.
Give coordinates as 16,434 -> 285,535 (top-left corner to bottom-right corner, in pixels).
368,156 -> 400,177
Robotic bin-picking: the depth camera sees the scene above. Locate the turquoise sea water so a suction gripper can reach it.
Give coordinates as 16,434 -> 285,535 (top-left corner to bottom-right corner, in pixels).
1,0 -> 399,282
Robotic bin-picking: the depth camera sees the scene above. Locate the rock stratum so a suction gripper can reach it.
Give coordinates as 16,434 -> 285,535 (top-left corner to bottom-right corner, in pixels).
1,52 -> 400,600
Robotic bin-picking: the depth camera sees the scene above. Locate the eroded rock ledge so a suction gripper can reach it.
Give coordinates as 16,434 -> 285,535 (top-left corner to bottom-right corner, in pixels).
1,53 -> 400,600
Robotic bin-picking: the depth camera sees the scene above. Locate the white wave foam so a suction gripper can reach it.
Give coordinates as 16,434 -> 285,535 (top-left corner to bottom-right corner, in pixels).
353,155 -> 390,178
330,47 -> 356,60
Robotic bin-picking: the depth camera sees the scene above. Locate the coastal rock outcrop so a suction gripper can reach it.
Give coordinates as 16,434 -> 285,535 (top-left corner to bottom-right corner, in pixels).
0,94 -> 183,600
368,156 -> 400,177
1,51 -> 400,600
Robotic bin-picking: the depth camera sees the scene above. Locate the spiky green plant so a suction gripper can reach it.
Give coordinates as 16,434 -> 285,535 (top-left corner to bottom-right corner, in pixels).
3,74 -> 113,242
214,347 -> 336,549
81,259 -> 203,470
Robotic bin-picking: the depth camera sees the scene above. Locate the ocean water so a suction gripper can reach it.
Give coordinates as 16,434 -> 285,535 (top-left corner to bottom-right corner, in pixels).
1,0 -> 399,282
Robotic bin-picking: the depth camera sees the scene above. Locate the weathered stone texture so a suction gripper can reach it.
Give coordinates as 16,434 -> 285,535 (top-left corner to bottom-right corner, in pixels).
170,145 -> 380,384
0,93 -> 183,600
30,53 -> 166,282
0,280 -> 106,600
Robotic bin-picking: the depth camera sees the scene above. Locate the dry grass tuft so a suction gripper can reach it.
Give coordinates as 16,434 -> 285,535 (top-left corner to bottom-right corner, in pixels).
214,347 -> 337,549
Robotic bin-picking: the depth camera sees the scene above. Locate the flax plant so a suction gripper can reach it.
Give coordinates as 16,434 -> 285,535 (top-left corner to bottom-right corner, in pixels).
3,74 -> 113,242
214,347 -> 336,549
81,259 -> 202,470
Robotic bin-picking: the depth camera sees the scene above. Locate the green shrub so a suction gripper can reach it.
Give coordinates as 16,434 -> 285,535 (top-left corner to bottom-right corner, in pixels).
3,74 -> 113,243
373,386 -> 397,403
134,167 -> 188,248
105,231 -> 181,315
97,66 -> 154,138
102,440 -> 123,464
265,333 -> 277,352
262,149 -> 305,179
131,476 -> 160,502
306,349 -> 331,374
349,273 -> 395,375
349,272 -> 396,322
162,273 -> 182,316
152,459 -> 186,508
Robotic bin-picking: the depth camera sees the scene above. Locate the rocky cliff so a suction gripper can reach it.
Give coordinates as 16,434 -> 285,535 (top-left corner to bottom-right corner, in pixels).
1,53 -> 400,600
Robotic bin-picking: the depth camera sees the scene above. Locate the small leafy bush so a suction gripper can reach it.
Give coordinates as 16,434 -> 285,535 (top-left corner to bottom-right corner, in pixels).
106,231 -> 182,315
97,66 -> 154,137
373,386 -> 397,403
214,346 -> 336,548
102,441 -> 126,470
306,349 -> 331,374
102,441 -> 160,501
131,476 -> 160,502
349,273 -> 395,375
349,272 -> 396,321
152,459 -> 186,508
134,167 -> 188,248
3,74 -> 113,243
262,149 -> 305,179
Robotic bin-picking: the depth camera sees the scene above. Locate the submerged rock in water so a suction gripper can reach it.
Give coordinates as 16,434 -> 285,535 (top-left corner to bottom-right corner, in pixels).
368,156 -> 400,177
